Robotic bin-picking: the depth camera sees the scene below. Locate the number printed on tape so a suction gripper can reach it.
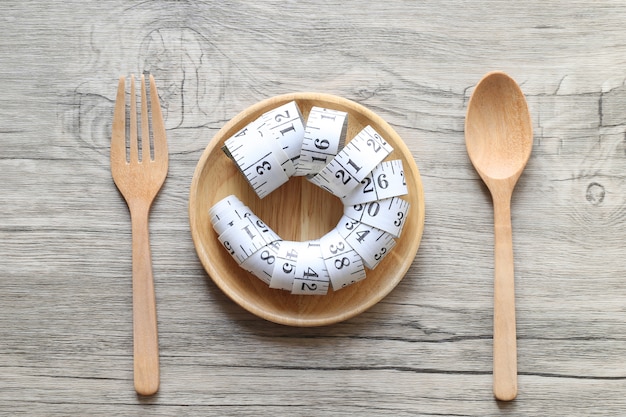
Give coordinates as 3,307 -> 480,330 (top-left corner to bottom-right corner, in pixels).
242,240 -> 282,285
257,101 -> 305,166
335,215 -> 396,269
292,241 -> 330,295
296,106 -> 348,176
269,241 -> 303,290
341,159 -> 408,205
223,134 -> 291,198
343,197 -> 410,238
319,229 -> 366,290
218,214 -> 280,264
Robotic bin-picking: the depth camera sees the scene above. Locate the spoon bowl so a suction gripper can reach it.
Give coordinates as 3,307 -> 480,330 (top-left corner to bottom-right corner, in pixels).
465,71 -> 533,401
466,72 -> 533,184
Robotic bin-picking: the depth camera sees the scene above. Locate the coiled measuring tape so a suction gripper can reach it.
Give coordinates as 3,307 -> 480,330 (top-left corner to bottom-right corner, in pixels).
211,101 -> 411,295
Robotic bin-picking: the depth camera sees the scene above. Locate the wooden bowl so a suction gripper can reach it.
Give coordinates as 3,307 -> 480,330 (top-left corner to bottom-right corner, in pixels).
189,92 -> 425,326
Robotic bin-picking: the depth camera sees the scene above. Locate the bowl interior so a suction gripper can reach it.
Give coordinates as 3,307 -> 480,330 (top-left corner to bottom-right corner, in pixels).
189,92 -> 425,326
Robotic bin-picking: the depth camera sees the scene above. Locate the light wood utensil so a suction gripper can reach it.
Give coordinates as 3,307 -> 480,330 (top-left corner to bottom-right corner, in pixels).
465,71 -> 533,401
111,74 -> 168,395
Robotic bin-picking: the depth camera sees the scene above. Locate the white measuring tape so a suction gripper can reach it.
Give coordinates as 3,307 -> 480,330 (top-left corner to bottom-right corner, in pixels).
211,101 -> 411,295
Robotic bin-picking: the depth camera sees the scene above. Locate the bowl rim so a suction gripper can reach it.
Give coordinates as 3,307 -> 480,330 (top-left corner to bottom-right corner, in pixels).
189,92 -> 425,326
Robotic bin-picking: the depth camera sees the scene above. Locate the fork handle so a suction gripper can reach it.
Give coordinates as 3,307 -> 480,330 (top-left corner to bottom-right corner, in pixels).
130,203 -> 160,396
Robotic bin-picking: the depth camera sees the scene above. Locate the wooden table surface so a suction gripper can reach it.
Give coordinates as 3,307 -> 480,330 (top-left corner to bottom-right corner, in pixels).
3,1 -> 626,415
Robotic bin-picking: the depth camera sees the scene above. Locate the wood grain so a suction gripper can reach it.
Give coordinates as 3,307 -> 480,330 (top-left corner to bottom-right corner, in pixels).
4,0 -> 626,414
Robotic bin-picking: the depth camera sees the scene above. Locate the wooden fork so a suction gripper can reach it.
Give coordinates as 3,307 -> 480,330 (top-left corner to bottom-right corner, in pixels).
111,74 -> 168,396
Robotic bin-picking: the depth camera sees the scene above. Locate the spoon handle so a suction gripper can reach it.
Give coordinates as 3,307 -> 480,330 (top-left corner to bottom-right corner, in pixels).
492,194 -> 518,401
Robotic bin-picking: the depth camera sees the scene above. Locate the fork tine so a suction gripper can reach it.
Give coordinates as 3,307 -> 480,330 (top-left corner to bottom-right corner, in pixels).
140,74 -> 150,162
129,75 -> 139,162
111,76 -> 126,164
149,74 -> 168,162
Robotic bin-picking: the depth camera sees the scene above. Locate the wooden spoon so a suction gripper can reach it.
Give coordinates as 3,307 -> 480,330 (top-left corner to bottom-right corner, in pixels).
464,71 -> 533,401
